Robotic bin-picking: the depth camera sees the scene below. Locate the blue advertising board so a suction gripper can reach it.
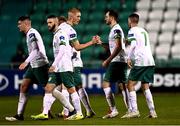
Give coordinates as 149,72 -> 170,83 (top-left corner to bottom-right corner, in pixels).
1,68 -> 180,96
0,69 -> 108,96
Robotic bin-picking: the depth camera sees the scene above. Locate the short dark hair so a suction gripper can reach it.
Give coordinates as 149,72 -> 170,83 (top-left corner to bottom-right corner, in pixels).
128,13 -> 139,24
18,15 -> 30,21
106,9 -> 118,21
58,16 -> 67,22
47,14 -> 57,19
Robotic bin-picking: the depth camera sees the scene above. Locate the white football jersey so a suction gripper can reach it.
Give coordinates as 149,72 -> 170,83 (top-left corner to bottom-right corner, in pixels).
127,26 -> 155,66
108,24 -> 126,62
52,28 -> 73,72
26,28 -> 48,68
59,22 -> 83,67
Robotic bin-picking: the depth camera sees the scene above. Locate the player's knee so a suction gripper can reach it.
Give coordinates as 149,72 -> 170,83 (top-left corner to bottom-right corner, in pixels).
52,88 -> 56,97
141,84 -> 149,91
118,84 -> 124,90
76,85 -> 82,90
44,84 -> 54,93
67,86 -> 76,94
20,79 -> 32,92
102,81 -> 110,88
20,83 -> 28,93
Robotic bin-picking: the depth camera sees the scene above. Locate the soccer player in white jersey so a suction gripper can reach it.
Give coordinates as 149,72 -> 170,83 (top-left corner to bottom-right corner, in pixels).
5,16 -> 53,121
121,13 -> 157,118
58,8 -> 98,118
99,10 -> 131,119
31,15 -> 85,120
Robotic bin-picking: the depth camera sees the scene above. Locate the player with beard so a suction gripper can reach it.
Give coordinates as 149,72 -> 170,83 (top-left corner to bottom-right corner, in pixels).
31,15 -> 83,120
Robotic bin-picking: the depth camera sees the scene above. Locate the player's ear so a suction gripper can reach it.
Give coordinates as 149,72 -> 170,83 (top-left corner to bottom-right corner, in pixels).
55,17 -> 59,25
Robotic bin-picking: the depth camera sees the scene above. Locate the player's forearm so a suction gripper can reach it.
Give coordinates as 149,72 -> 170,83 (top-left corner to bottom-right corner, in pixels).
74,41 -> 94,51
25,49 -> 38,63
100,43 -> 109,50
108,39 -> 122,61
107,47 -> 121,61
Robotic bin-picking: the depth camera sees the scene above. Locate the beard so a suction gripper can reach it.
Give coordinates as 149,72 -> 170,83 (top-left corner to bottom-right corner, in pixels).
49,24 -> 55,32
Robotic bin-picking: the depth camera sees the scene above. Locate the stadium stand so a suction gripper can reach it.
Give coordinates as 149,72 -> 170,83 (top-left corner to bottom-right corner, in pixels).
137,0 -> 180,67
0,0 -> 31,67
0,0 -> 180,68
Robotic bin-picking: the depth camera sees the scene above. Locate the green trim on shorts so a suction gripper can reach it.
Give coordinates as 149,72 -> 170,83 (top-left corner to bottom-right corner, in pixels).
128,66 -> 155,83
24,64 -> 49,86
73,67 -> 82,87
103,62 -> 127,84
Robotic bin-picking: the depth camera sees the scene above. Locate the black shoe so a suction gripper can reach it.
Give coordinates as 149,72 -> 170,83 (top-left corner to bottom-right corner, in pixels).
5,114 -> 24,121
48,110 -> 54,119
68,109 -> 76,117
14,114 -> 24,120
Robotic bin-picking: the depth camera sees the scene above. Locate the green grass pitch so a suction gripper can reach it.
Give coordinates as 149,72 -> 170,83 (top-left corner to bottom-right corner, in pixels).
0,93 -> 180,125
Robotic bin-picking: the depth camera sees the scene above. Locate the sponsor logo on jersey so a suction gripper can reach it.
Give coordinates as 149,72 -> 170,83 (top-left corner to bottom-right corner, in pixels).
128,33 -> 134,37
29,33 -> 37,42
114,29 -> 121,34
29,33 -> 35,38
59,36 -> 65,40
70,34 -> 76,38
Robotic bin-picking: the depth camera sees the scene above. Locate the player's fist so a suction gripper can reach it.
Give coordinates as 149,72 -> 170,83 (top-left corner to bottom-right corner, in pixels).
19,62 -> 28,70
92,35 -> 102,44
49,66 -> 56,72
127,59 -> 133,68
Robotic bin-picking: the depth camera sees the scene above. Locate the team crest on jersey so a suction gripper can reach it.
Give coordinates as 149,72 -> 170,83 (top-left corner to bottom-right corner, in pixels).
59,36 -> 65,40
70,33 -> 76,38
59,36 -> 66,46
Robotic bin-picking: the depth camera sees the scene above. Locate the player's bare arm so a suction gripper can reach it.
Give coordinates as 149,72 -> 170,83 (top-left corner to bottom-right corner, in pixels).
72,35 -> 100,51
102,38 -> 122,67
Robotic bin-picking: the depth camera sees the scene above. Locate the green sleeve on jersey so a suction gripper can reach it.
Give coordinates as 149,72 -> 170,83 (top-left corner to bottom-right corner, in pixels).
114,29 -> 121,39
114,34 -> 121,39
69,38 -> 78,44
59,41 -> 66,46
127,38 -> 136,43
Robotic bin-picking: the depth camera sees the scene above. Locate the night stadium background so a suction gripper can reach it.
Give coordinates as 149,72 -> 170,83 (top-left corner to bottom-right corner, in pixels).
0,0 -> 180,125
